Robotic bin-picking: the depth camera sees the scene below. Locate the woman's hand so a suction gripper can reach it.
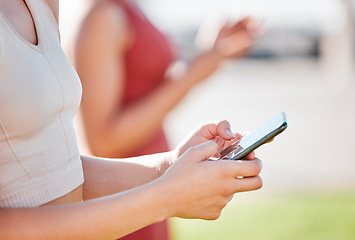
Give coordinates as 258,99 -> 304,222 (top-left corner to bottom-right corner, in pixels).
173,120 -> 242,159
179,17 -> 262,88
160,120 -> 239,177
158,140 -> 262,220
212,17 -> 262,59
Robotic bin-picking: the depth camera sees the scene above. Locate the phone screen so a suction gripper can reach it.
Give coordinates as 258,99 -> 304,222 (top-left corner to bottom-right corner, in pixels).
219,112 -> 287,160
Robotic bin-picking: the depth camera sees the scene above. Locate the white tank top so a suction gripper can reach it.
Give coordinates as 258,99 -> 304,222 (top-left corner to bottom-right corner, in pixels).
0,0 -> 84,208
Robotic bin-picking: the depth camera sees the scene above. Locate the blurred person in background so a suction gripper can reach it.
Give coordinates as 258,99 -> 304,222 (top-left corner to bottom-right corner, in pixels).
0,0 -> 265,239
74,1 -> 261,239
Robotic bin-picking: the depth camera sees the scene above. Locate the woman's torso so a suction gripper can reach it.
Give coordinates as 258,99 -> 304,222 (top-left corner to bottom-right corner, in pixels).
114,0 -> 176,157
111,2 -> 174,240
0,0 -> 84,208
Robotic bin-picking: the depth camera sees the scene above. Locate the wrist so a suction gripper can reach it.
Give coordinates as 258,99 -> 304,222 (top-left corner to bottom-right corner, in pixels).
183,50 -> 224,86
114,178 -> 173,225
155,151 -> 176,177
150,175 -> 178,219
205,47 -> 226,62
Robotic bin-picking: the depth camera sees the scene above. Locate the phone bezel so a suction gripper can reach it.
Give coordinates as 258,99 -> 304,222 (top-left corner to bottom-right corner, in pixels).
220,112 -> 288,160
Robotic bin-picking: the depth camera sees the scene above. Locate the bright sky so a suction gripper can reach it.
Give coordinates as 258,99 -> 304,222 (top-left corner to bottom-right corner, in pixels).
59,0 -> 348,50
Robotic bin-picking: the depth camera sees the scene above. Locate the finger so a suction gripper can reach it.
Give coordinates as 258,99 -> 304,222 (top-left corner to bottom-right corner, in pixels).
234,16 -> 250,29
219,158 -> 262,177
200,120 -> 234,140
228,17 -> 254,35
218,32 -> 255,56
243,151 -> 255,160
185,141 -> 219,163
216,120 -> 235,139
233,175 -> 263,193
246,18 -> 265,37
212,136 -> 225,157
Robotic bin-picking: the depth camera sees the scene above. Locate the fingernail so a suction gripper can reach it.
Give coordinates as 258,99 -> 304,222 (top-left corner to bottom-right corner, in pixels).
226,130 -> 235,138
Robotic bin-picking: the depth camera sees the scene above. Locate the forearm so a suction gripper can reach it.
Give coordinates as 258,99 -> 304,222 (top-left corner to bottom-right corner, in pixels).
0,130 -> 262,239
99,77 -> 193,156
0,180 -> 168,240
95,52 -> 223,157
81,152 -> 174,199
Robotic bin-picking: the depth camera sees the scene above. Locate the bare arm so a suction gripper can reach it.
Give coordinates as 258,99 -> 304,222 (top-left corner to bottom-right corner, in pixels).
81,119 -> 239,198
0,135 -> 262,239
0,180 -> 168,240
81,152 -> 173,199
75,1 -> 198,157
74,2 -> 260,157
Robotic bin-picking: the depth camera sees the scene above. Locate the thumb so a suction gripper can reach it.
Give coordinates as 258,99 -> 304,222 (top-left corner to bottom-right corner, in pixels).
184,140 -> 219,163
216,120 -> 235,140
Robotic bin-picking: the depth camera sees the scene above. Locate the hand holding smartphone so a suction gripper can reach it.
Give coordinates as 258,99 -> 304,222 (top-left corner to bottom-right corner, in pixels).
219,112 -> 287,160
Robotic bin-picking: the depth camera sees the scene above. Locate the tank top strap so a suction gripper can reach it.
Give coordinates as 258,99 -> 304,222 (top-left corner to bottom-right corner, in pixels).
0,0 -> 60,53
25,0 -> 61,50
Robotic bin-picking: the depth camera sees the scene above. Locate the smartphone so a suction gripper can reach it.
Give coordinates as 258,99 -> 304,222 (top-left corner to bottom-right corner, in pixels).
219,112 -> 288,160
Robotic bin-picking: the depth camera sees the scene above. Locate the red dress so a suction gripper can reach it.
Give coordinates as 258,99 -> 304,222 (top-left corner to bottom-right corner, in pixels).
113,1 -> 175,239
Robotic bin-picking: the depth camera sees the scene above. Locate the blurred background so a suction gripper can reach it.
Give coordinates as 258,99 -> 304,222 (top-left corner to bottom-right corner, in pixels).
60,0 -> 355,239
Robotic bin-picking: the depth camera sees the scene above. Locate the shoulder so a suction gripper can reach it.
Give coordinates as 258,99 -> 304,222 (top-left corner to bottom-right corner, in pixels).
78,0 -> 131,47
74,0 -> 132,62
44,0 -> 59,23
86,1 -> 129,30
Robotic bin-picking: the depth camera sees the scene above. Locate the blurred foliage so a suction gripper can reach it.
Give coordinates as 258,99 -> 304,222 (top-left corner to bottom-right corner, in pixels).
171,192 -> 355,240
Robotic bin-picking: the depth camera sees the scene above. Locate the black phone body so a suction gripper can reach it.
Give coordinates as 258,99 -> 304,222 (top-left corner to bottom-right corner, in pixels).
219,112 -> 288,160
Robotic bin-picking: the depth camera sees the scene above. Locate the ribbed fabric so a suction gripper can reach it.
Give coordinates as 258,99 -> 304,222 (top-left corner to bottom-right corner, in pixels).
0,163 -> 83,208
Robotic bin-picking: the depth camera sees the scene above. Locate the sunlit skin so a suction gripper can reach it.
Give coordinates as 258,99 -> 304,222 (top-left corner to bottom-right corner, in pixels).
74,0 -> 262,158
0,1 -> 262,239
